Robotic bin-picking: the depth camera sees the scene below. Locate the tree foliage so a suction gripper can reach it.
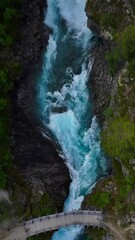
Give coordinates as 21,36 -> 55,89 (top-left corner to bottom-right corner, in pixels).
101,117 -> 135,162
0,0 -> 21,48
0,0 -> 21,189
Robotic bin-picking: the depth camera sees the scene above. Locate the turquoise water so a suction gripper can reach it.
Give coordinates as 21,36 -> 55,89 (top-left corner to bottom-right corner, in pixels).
37,1 -> 107,239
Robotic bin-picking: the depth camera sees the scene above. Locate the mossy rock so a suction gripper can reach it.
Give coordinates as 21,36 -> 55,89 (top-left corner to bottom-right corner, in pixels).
0,200 -> 11,224
27,232 -> 54,240
86,226 -> 107,240
31,193 -> 58,218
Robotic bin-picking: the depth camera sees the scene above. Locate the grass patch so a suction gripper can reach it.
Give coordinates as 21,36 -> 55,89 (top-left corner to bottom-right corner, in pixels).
101,117 -> 135,163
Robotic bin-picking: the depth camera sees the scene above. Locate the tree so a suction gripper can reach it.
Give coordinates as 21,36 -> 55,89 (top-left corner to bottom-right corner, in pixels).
101,117 -> 135,162
4,8 -> 17,22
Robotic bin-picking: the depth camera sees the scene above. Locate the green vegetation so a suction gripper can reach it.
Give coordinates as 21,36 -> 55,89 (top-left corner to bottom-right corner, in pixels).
26,193 -> 58,240
106,24 -> 135,76
103,107 -> 114,119
86,0 -> 135,31
128,58 -> 135,78
32,193 -> 58,217
27,232 -> 53,240
0,0 -> 21,48
86,226 -> 107,240
101,117 -> 135,162
87,192 -> 111,209
0,0 -> 22,189
0,200 -> 11,223
84,158 -> 135,216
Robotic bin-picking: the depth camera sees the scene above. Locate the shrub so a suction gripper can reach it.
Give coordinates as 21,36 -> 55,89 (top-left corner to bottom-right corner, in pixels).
0,98 -> 7,110
106,24 -> 135,76
90,192 -> 111,209
104,107 -> 114,118
101,117 -> 135,162
128,58 -> 135,79
4,7 -> 17,22
0,68 -> 13,93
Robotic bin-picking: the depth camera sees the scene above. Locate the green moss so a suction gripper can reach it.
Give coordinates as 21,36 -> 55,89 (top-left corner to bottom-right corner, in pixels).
0,200 -> 11,224
31,193 -> 58,217
87,192 -> 111,209
86,0 -> 134,32
26,193 -> 58,240
103,107 -> 114,119
101,117 -> 135,162
86,227 -> 107,240
128,59 -> 135,79
106,24 -> 135,77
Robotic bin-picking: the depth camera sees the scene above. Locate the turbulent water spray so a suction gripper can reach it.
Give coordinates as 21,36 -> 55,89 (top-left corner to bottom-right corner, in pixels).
37,1 -> 107,239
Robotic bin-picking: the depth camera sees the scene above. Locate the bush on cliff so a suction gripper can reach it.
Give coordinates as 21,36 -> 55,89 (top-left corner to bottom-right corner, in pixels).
107,24 -> 135,77
0,0 -> 21,48
101,117 -> 135,162
128,58 -> 135,78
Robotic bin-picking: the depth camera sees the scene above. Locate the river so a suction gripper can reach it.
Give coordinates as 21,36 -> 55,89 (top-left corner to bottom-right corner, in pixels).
37,0 -> 107,239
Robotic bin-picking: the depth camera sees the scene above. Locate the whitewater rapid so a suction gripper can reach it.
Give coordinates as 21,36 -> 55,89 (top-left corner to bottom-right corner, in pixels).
37,1 -> 107,239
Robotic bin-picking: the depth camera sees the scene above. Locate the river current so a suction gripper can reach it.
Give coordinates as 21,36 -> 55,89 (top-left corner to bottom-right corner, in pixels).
37,0 -> 107,239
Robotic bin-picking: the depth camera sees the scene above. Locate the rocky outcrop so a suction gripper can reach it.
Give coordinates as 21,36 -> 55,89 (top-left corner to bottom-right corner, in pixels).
86,3 -> 114,123
87,18 -> 100,35
12,109 -> 70,207
89,38 -> 112,123
12,0 -> 70,209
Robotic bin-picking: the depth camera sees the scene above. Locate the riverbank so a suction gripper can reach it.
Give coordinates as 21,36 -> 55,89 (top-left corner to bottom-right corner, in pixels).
83,1 -> 135,239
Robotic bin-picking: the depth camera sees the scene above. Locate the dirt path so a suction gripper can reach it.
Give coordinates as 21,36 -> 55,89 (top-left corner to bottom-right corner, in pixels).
2,225 -> 27,240
125,223 -> 135,232
105,221 -> 126,240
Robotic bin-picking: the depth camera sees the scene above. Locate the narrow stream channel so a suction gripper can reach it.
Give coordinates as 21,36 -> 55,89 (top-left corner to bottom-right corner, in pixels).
37,1 -> 108,239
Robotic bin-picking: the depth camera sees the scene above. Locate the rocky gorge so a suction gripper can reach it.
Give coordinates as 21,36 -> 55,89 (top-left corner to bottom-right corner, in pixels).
0,0 -> 135,240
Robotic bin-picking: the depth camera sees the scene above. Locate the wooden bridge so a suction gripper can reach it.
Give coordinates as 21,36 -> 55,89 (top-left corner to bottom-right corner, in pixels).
3,210 -> 105,240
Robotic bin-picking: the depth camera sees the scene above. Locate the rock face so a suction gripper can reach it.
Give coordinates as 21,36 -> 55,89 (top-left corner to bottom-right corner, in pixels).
89,38 -> 112,123
87,18 -> 100,35
12,0 -> 70,208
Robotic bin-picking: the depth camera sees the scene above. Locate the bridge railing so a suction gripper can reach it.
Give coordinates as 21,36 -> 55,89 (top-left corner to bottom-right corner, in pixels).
23,210 -> 104,237
25,210 -> 102,226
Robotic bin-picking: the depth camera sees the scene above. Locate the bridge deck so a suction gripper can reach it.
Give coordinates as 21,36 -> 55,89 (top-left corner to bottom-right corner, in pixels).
3,210 -> 104,240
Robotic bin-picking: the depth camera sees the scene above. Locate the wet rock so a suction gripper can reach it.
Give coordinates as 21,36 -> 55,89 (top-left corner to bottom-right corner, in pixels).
51,106 -> 67,114
87,18 -> 100,34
